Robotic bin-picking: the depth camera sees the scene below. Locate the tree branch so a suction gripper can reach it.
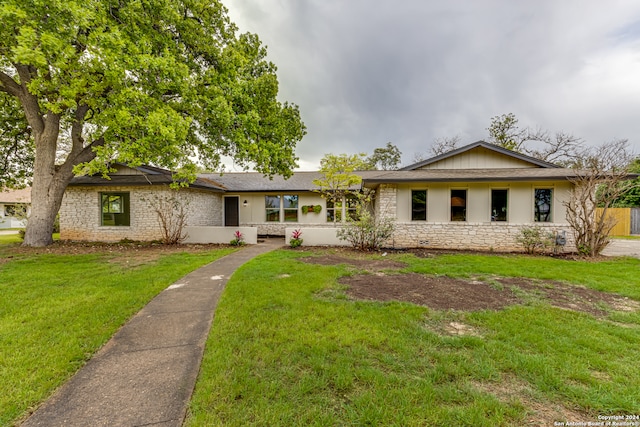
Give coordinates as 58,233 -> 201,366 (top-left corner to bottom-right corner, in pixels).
0,70 -> 22,97
13,63 -> 45,134
71,104 -> 90,154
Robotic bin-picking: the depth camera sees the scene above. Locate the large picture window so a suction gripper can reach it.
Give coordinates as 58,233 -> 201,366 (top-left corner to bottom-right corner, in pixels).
491,189 -> 508,222
411,190 -> 427,221
101,192 -> 130,226
283,195 -> 299,222
450,189 -> 467,221
265,195 -> 281,222
534,189 -> 553,222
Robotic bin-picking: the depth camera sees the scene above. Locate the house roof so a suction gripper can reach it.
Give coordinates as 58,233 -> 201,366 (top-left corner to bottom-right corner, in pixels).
399,140 -> 560,170
362,168 -> 582,184
200,171 -> 381,192
0,187 -> 31,203
68,165 -> 226,192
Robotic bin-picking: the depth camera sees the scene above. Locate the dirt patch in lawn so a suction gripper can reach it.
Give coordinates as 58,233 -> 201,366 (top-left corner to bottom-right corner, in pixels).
342,273 -> 521,311
495,277 -> 640,316
340,273 -> 637,316
301,254 -> 637,315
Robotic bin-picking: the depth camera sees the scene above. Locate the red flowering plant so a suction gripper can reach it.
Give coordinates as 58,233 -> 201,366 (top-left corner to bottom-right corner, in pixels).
289,229 -> 303,248
230,230 -> 246,246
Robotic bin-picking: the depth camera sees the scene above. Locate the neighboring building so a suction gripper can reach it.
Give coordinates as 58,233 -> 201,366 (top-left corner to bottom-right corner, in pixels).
0,187 -> 31,229
60,141 -> 583,251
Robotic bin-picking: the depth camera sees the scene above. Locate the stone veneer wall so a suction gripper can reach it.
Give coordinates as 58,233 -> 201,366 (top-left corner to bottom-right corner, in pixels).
60,186 -> 222,242
375,184 -> 397,219
388,222 -> 575,252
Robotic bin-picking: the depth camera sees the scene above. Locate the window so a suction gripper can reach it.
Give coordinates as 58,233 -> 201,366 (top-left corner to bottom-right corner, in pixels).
4,204 -> 16,216
101,192 -> 130,226
326,195 -> 358,222
534,189 -> 552,222
450,189 -> 467,221
283,195 -> 298,222
491,189 -> 508,222
346,195 -> 359,220
411,190 -> 427,221
265,195 -> 280,222
326,197 -> 340,222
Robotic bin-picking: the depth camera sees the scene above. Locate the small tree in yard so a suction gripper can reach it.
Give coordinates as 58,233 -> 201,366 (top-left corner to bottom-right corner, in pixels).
313,153 -> 369,224
564,140 -> 637,256
149,192 -> 189,245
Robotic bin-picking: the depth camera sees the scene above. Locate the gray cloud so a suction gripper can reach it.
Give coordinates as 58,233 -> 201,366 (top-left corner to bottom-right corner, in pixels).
225,0 -> 640,169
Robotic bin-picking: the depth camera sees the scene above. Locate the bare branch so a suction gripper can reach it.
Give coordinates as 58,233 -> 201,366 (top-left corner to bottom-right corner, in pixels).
430,135 -> 461,156
563,139 -> 636,256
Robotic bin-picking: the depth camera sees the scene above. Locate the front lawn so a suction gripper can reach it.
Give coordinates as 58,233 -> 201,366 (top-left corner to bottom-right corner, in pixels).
187,250 -> 640,426
0,241 -> 234,426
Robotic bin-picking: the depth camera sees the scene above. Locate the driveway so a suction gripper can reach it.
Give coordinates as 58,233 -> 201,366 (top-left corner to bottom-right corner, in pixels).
601,238 -> 640,259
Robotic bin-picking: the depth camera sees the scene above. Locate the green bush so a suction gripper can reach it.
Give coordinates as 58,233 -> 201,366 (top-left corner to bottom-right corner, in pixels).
337,210 -> 394,251
516,226 -> 554,254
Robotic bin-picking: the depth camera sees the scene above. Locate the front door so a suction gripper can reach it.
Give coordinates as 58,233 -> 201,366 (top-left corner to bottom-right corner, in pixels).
224,196 -> 239,227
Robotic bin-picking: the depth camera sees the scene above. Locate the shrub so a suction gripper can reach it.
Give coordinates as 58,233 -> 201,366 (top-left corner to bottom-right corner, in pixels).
289,229 -> 303,248
337,210 -> 395,251
516,226 -> 554,254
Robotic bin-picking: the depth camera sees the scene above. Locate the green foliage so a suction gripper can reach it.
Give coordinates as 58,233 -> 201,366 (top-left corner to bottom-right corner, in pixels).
487,113 -> 522,151
313,153 -> 368,192
515,226 -> 554,254
313,153 -> 368,222
366,142 -> 402,170
336,209 -> 395,251
610,158 -> 640,207
1,0 -> 306,246
0,245 -> 234,425
301,205 -> 321,214
0,93 -> 33,188
0,0 -> 305,178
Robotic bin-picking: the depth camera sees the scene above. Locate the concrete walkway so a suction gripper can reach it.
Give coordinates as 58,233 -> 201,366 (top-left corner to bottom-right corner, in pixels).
22,239 -> 282,427
601,238 -> 640,259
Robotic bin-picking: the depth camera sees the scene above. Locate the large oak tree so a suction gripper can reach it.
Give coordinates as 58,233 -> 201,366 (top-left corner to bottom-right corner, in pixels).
0,0 -> 306,246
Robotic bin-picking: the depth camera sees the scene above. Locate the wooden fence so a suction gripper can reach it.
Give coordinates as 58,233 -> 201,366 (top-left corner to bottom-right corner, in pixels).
597,208 -> 640,236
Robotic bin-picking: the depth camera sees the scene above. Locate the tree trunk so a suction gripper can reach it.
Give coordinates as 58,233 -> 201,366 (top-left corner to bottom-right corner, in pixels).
22,118 -> 70,247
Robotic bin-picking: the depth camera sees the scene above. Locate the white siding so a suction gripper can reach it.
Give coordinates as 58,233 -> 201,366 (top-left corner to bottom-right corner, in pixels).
418,147 -> 538,169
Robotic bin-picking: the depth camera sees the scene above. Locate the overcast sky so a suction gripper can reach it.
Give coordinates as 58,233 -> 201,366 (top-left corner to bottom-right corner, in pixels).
224,0 -> 640,170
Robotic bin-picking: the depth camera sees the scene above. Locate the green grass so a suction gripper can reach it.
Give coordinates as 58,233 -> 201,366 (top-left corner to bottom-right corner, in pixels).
0,232 -> 60,245
0,243 -> 235,426
187,250 -> 640,426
